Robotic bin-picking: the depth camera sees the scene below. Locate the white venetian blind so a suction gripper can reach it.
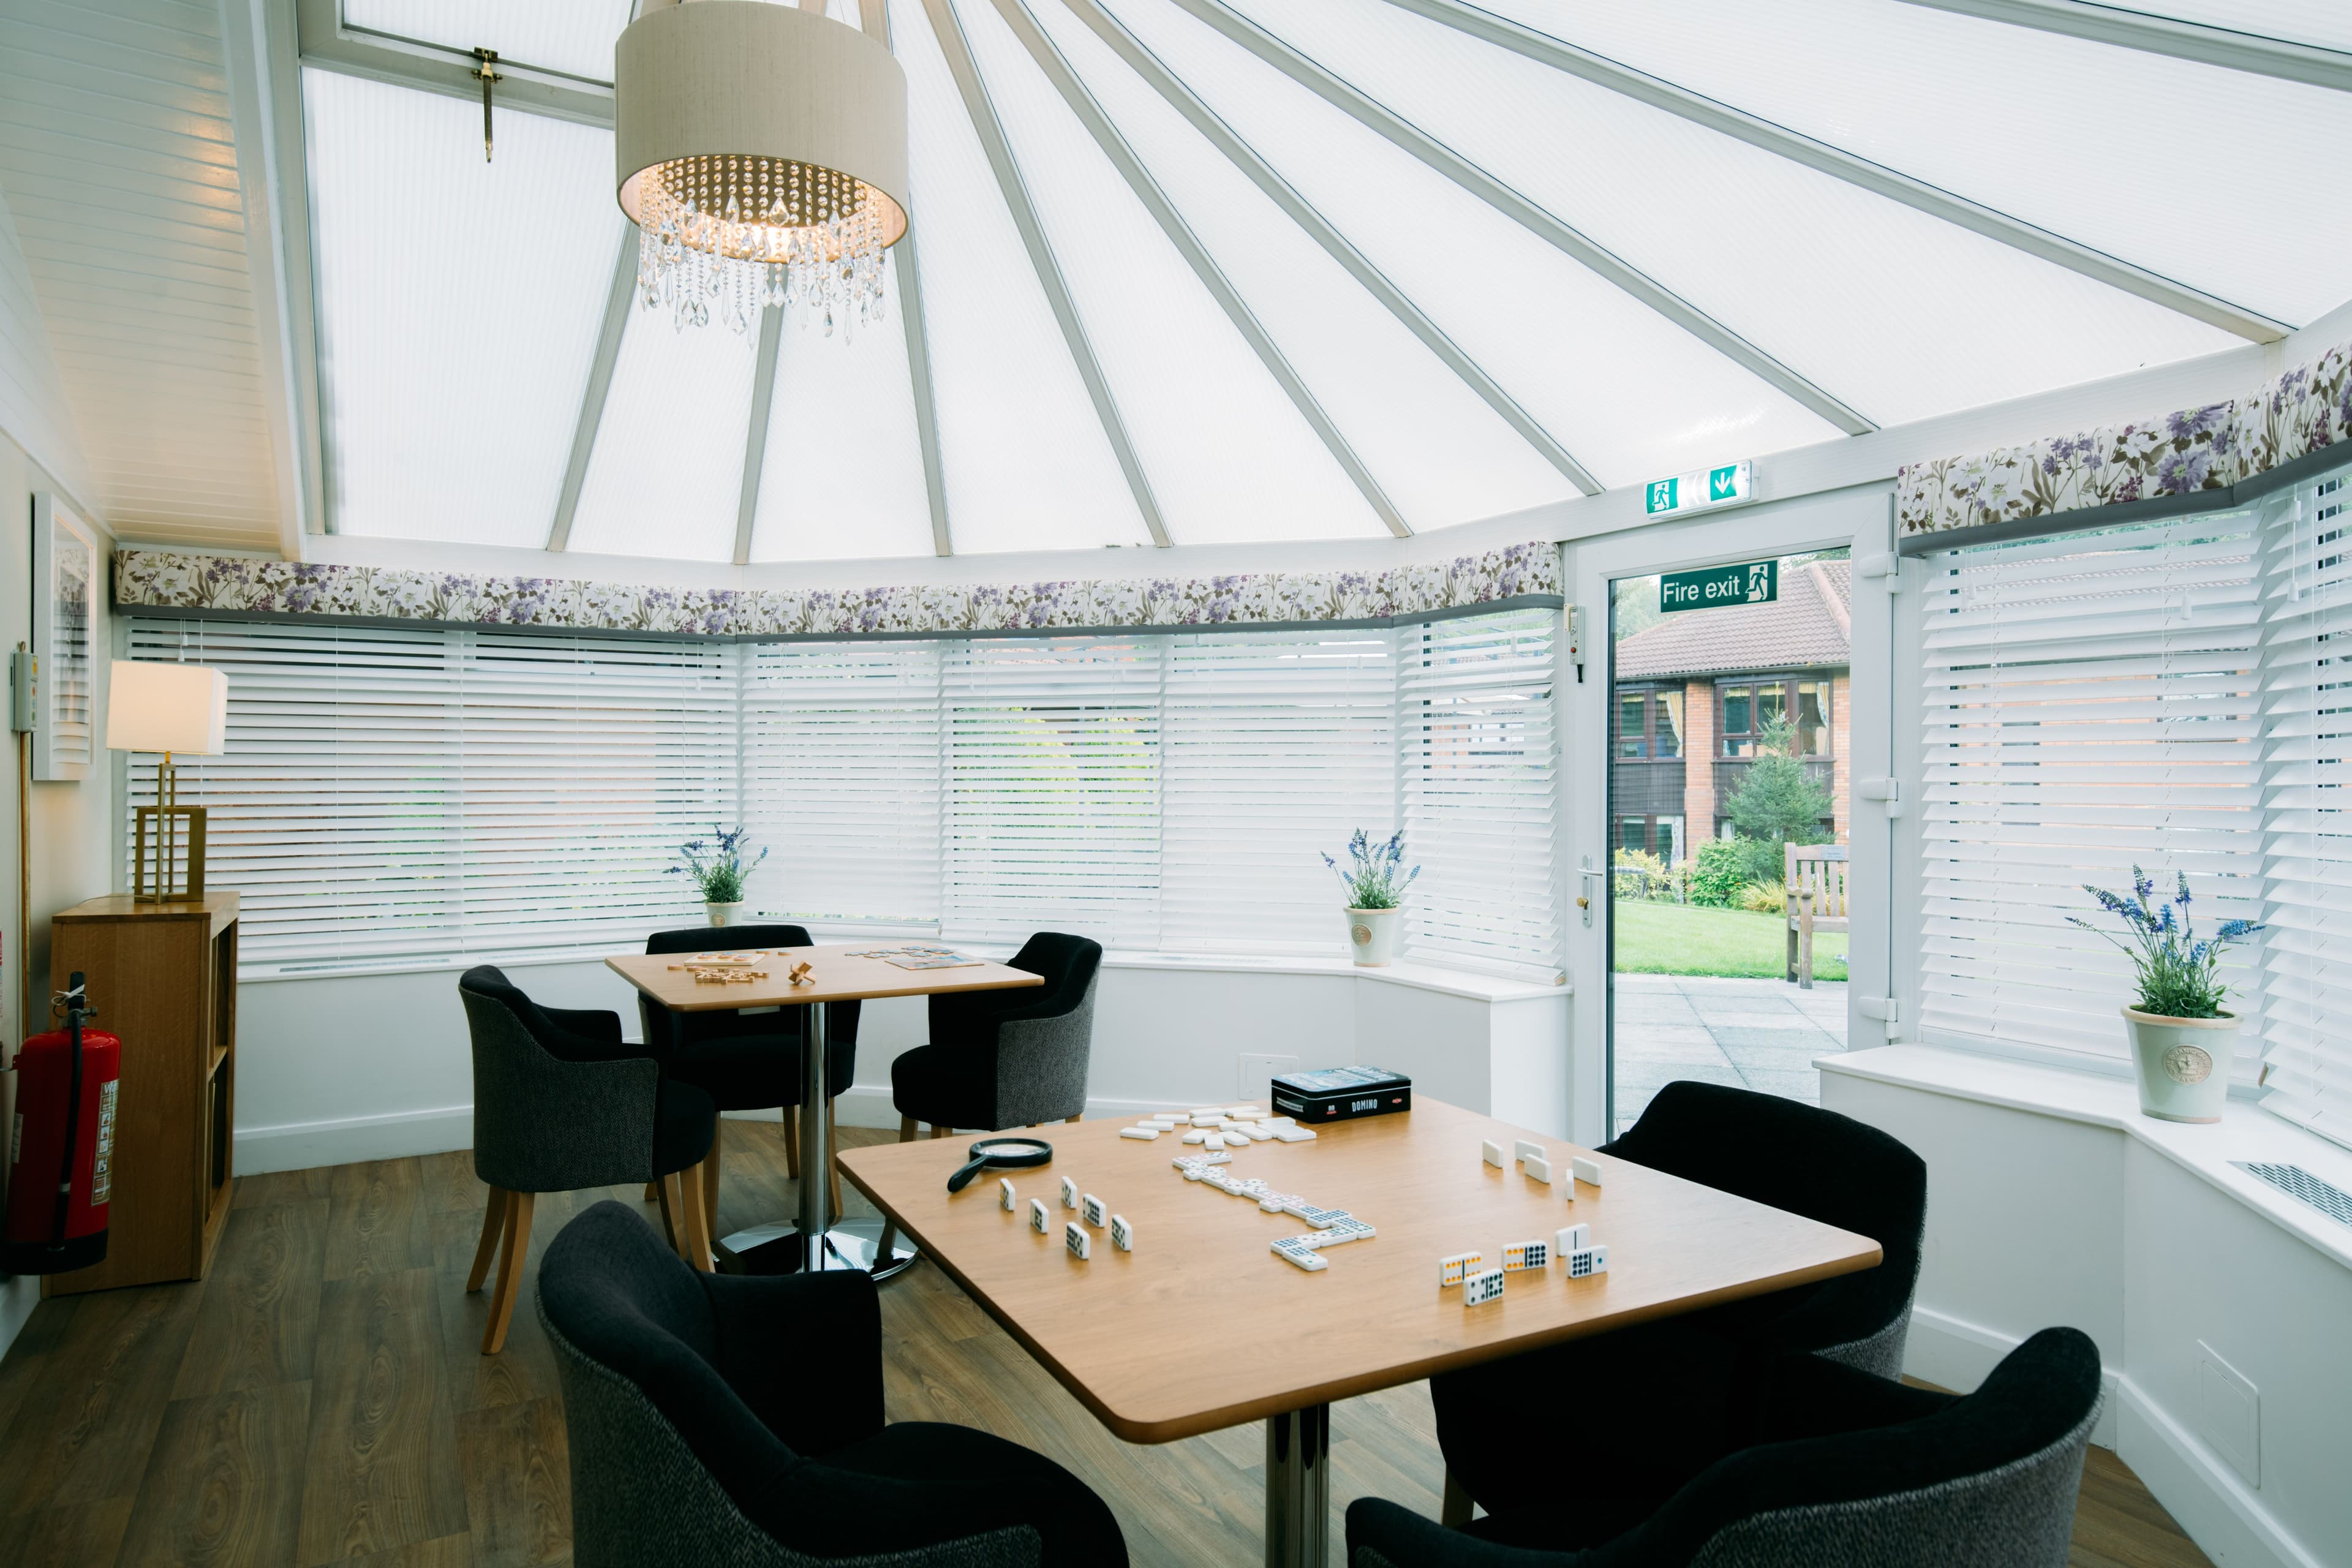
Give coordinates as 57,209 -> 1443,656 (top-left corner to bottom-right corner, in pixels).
2256,469 -> 2352,1145
126,619 -> 737,968
1400,608 -> 1562,978
1915,514 -> 2266,1067
743,639 -> 943,928
941,636 -> 1163,948
1161,627 -> 1396,954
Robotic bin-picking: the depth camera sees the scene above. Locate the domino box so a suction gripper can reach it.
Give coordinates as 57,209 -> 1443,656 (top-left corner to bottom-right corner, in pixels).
1269,1065 -> 1412,1123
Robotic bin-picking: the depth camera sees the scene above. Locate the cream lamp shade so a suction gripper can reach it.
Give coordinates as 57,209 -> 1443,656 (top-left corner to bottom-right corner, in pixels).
105,661 -> 228,755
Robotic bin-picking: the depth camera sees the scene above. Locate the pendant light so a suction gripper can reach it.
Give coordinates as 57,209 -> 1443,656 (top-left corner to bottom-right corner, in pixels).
616,0 -> 910,336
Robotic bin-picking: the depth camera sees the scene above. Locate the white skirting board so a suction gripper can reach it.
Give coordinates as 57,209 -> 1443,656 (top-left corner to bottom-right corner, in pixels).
1906,1306 -> 2326,1568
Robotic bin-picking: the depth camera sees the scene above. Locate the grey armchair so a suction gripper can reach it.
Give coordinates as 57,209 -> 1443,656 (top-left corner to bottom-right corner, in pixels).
888,932 -> 1102,1136
459,965 -> 717,1353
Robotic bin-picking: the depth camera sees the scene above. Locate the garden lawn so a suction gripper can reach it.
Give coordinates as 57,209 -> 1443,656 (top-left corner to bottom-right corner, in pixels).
1613,899 -> 1847,981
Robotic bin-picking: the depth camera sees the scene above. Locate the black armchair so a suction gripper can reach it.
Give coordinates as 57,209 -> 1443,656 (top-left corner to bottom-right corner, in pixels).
640,924 -> 864,1221
890,932 -> 1103,1137
1350,1328 -> 2101,1568
537,1200 -> 1126,1567
1431,1082 -> 1927,1516
459,965 -> 717,1353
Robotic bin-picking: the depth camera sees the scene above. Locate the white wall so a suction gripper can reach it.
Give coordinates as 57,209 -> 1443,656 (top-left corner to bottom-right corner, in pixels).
1824,1050 -> 2352,1568
0,424 -> 118,1359
231,951 -> 1567,1172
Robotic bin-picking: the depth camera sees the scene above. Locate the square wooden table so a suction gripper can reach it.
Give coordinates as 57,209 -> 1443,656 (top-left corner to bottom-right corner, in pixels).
605,943 -> 1041,1276
839,1096 -> 1880,1566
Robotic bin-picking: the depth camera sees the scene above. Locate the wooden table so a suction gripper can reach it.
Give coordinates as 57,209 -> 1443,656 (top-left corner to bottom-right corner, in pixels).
604,943 -> 1041,1276
839,1096 -> 1880,1566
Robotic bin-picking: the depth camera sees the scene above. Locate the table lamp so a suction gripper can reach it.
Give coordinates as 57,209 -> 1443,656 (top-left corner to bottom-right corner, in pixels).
105,660 -> 228,902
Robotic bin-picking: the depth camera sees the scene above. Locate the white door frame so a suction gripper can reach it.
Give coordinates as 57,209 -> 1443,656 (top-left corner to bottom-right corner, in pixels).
1561,483 -> 1896,1145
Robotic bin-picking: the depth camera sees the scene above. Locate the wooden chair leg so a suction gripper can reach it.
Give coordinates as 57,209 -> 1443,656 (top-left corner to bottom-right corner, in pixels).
481,1191 -> 533,1355
898,1114 -> 919,1144
826,1099 -> 844,1220
660,1170 -> 695,1265
466,1188 -> 509,1293
677,1163 -> 715,1273
1441,1468 -> 1474,1529
642,1180 -> 660,1203
929,1124 -> 950,1140
703,1117 -> 723,1228
1066,1114 -> 1082,1124
783,1111 -> 801,1179
654,1170 -> 678,1251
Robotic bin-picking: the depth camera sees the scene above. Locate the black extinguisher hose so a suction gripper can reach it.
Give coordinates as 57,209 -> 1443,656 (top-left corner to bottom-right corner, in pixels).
51,971 -> 86,1248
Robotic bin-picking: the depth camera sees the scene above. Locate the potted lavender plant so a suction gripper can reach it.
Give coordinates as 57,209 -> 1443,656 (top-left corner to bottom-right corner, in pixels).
2069,868 -> 2261,1123
671,826 -> 769,927
1324,829 -> 1420,968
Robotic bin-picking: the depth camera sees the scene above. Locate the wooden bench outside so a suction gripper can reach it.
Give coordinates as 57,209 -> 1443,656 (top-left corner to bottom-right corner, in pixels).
1785,842 -> 1850,989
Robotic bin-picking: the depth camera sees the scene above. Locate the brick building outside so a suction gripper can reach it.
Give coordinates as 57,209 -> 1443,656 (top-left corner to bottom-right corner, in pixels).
1610,558 -> 1850,865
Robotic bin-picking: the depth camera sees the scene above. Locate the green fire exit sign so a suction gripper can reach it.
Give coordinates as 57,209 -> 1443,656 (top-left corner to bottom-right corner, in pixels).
1644,460 -> 1754,517
1661,559 -> 1777,614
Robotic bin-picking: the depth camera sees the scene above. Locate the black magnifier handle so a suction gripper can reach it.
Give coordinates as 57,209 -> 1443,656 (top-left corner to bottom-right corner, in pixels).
946,1155 -> 993,1194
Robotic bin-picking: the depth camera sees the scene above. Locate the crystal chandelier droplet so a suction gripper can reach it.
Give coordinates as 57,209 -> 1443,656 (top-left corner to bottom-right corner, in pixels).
632,153 -> 892,340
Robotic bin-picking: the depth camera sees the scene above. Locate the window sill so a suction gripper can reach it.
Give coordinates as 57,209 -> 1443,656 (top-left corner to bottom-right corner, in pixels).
239,938 -> 1569,1003
1823,1045 -> 2352,1274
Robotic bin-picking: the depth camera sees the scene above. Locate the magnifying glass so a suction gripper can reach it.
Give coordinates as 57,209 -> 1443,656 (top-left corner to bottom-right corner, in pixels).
946,1136 -> 1053,1193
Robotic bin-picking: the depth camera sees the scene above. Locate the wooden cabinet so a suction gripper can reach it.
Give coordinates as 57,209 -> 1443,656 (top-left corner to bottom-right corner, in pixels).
43,893 -> 238,1297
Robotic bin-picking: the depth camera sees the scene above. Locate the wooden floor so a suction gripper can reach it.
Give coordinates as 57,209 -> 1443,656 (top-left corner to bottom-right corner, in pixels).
0,1120 -> 2212,1568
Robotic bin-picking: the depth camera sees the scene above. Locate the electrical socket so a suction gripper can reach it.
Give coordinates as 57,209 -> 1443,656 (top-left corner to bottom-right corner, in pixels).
1237,1054 -> 1298,1103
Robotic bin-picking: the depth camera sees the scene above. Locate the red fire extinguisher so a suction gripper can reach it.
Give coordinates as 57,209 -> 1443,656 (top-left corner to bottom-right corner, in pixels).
4,973 -> 119,1275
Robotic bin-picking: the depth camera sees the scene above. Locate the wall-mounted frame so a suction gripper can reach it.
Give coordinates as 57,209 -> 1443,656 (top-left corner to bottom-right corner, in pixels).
32,494 -> 97,782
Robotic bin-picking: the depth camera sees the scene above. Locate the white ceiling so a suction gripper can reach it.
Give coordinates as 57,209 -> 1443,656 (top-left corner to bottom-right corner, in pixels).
1,0 -> 2345,563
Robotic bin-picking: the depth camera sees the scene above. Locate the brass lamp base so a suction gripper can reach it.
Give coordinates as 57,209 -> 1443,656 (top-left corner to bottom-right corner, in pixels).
134,755 -> 208,902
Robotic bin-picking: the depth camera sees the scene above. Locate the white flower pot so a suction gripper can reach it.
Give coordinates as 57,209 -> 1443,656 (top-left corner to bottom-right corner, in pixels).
1346,907 -> 1400,967
2121,1006 -> 2235,1123
706,900 -> 745,928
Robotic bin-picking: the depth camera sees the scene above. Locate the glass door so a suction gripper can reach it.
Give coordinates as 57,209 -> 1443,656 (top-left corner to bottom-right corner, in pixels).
1564,495 -> 1891,1147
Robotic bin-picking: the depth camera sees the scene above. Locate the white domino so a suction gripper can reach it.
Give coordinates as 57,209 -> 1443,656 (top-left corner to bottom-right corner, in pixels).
1271,1238 -> 1329,1271
1513,1139 -> 1545,1165
1557,1223 -> 1592,1254
1190,1108 -> 1226,1120
1082,1194 -> 1107,1227
1265,1115 -> 1295,1128
1205,1133 -> 1229,1149
1065,1221 -> 1091,1261
1523,1155 -> 1553,1185
1482,1139 -> 1505,1169
1120,1126 -> 1160,1141
1571,1156 -> 1603,1187
1439,1250 -> 1487,1287
1502,1238 -> 1548,1272
1463,1268 -> 1506,1306
1273,1126 -> 1317,1142
1226,1106 -> 1261,1118
1060,1176 -> 1080,1209
1110,1214 -> 1134,1251
1231,1125 -> 1270,1142
1029,1198 -> 1050,1234
1000,1177 -> 1017,1212
1182,1130 -> 1208,1145
1565,1243 -> 1609,1279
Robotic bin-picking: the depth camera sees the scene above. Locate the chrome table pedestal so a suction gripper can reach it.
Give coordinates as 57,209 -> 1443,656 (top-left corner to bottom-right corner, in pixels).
1265,1403 -> 1331,1566
717,1000 -> 919,1281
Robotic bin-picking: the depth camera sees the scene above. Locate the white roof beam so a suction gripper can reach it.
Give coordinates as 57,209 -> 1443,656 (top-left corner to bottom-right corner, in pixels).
1163,0 -> 1876,435
1896,0 -> 2352,96
998,0 -> 1409,536
1378,0 -> 2288,345
923,0 -> 1173,545
735,305 -> 786,565
862,0 -> 956,555
1058,0 -> 1599,494
547,230 -> 639,552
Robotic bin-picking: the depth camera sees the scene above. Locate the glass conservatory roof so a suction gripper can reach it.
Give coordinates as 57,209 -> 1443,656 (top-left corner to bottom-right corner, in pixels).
303,0 -> 2345,560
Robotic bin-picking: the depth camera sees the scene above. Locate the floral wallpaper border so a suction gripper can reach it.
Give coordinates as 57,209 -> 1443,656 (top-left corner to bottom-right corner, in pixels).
1898,339 -> 2352,535
115,540 -> 1561,638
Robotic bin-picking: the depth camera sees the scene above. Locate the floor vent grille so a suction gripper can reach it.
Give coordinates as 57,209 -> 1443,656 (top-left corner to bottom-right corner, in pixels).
2234,1162 -> 2352,1229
